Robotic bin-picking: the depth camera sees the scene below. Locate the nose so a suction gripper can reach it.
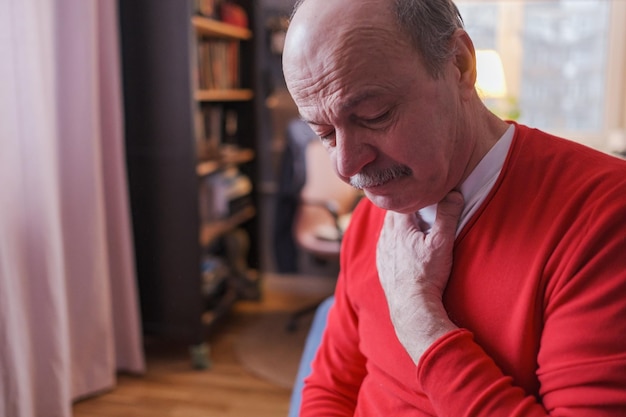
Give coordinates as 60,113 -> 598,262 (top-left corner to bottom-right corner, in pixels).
333,128 -> 376,179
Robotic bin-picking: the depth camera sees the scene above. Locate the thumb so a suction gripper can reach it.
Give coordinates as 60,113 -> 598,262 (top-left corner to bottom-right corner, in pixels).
431,191 -> 464,240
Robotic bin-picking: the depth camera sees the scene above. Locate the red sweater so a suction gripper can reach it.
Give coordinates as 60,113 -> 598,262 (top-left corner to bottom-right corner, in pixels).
301,124 -> 626,416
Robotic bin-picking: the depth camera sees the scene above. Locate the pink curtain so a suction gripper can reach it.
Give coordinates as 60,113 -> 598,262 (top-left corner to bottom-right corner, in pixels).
0,1 -> 145,416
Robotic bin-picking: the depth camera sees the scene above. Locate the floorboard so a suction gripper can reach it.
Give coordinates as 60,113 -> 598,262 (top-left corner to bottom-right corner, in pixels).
72,273 -> 336,417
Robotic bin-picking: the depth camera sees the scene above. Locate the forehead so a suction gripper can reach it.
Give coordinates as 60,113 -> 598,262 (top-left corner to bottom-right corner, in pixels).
284,25 -> 420,121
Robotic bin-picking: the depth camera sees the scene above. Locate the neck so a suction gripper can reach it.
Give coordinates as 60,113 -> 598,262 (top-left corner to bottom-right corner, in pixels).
458,103 -> 509,185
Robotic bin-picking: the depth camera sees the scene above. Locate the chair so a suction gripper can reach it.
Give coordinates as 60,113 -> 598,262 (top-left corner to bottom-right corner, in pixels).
295,140 -> 360,253
286,139 -> 362,331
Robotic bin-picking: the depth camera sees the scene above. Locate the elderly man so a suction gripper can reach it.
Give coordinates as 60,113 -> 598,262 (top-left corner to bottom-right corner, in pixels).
282,0 -> 626,415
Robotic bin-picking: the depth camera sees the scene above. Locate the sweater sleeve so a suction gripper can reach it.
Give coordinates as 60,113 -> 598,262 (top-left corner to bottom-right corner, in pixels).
299,268 -> 368,416
418,330 -> 548,416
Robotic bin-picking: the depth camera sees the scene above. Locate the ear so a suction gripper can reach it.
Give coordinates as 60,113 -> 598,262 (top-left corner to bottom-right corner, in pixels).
450,29 -> 477,98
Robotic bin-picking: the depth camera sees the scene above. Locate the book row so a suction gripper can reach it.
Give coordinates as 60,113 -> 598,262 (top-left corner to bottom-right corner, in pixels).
195,104 -> 244,159
197,39 -> 241,90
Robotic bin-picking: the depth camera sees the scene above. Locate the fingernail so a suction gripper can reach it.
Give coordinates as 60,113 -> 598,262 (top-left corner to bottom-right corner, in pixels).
446,190 -> 464,205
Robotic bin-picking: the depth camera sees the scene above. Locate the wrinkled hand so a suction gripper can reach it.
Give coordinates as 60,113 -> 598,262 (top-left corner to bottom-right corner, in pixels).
376,191 -> 464,364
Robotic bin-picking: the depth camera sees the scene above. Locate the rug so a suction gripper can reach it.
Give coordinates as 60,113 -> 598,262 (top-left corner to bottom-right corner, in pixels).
234,310 -> 314,390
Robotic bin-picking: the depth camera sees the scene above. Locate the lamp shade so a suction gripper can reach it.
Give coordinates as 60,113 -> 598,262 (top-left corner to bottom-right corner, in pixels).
475,49 -> 507,98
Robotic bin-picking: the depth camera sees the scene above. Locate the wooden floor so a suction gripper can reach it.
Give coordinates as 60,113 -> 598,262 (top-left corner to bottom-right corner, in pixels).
72,273 -> 336,417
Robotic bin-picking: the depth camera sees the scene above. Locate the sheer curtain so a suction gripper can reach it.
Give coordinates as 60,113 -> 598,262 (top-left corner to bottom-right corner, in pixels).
0,1 -> 145,416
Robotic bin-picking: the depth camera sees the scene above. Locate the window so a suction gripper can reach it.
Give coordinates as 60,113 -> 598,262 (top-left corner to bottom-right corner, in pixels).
457,0 -> 626,151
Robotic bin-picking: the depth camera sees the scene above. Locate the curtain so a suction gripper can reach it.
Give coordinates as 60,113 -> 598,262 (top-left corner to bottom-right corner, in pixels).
0,1 -> 145,416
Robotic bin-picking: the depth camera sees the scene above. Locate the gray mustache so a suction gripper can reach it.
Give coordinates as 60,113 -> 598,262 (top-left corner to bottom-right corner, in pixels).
350,165 -> 412,189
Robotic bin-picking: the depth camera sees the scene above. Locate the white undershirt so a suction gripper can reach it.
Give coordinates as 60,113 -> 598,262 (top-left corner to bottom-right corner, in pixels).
418,124 -> 515,237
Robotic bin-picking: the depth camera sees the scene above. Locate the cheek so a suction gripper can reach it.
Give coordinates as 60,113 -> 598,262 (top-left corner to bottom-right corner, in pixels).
388,121 -> 438,164
389,127 -> 453,188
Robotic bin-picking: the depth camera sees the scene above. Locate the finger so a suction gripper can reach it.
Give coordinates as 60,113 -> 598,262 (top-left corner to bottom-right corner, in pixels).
430,191 -> 464,243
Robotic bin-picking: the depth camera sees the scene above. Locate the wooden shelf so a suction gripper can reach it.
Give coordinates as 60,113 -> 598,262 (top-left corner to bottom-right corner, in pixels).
199,205 -> 256,247
197,147 -> 255,177
192,16 -> 252,40
195,89 -> 254,102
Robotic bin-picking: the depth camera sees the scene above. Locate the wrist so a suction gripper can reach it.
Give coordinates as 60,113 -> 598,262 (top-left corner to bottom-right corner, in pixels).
396,294 -> 458,364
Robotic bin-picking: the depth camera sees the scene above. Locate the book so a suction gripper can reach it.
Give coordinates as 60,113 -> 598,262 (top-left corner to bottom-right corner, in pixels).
205,104 -> 224,153
196,39 -> 241,90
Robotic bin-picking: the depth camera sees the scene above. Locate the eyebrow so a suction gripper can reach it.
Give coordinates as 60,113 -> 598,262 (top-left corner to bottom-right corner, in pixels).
299,90 -> 381,126
341,91 -> 378,111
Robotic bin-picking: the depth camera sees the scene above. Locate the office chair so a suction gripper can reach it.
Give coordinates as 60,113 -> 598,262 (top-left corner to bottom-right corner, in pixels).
286,139 -> 362,331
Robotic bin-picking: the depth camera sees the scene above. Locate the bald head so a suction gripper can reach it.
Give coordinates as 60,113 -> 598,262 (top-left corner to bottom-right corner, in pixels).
282,0 -> 410,108
283,0 -> 396,73
284,0 -> 464,82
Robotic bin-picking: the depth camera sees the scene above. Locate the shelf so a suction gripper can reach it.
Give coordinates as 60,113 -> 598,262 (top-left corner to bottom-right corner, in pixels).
199,205 -> 256,247
197,147 -> 255,177
195,89 -> 254,102
192,16 -> 252,40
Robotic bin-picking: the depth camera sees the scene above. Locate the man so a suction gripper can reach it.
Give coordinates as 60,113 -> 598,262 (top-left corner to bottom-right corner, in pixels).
282,0 -> 626,415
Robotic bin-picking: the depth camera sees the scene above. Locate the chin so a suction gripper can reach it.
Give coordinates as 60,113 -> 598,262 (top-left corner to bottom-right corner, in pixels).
365,192 -> 419,214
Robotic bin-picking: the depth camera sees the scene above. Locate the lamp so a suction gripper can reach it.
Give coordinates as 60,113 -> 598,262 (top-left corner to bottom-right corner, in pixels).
475,49 -> 519,120
475,49 -> 507,99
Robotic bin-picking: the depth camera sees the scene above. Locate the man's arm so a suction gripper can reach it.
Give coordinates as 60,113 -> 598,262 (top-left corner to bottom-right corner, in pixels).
299,269 -> 368,416
376,191 -> 463,363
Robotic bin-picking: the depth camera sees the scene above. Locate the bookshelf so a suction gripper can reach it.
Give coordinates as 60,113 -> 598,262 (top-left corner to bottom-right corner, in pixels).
195,89 -> 254,101
119,0 -> 260,367
192,15 -> 252,39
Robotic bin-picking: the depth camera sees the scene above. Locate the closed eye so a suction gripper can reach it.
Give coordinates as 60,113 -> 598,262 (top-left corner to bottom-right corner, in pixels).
355,108 -> 394,129
364,111 -> 391,124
